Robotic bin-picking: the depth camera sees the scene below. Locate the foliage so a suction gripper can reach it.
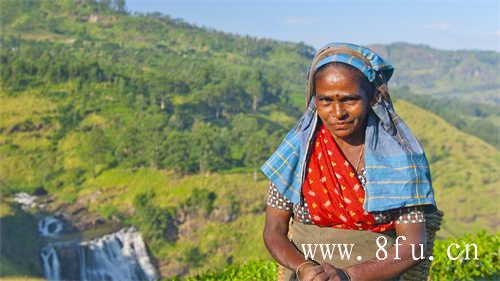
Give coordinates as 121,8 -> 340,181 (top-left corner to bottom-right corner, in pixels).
182,188 -> 217,217
165,260 -> 278,281
132,190 -> 178,245
430,231 -> 500,281
371,42 -> 500,105
181,247 -> 207,268
1,0 -> 498,196
393,86 -> 500,149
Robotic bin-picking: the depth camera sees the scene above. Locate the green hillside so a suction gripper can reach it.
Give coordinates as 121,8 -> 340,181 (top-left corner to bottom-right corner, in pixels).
394,100 -> 499,237
371,43 -> 500,149
0,0 -> 499,279
392,87 -> 500,149
370,42 -> 500,104
1,0 -> 498,152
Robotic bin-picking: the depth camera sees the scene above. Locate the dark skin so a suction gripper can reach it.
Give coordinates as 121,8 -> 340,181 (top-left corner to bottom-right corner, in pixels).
263,65 -> 427,281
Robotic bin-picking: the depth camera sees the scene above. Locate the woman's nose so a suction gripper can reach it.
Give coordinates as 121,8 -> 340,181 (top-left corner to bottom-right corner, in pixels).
333,103 -> 347,119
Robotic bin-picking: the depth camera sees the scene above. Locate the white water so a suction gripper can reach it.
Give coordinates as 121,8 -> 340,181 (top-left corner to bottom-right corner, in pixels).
38,216 -> 63,237
41,227 -> 158,281
41,244 -> 61,281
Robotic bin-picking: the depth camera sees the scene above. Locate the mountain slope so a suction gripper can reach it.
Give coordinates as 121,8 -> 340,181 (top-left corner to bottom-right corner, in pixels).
0,0 -> 499,279
370,42 -> 500,104
394,100 -> 499,237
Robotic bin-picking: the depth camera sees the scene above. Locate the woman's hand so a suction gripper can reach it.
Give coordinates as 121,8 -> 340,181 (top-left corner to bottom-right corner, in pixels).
296,262 -> 325,281
298,262 -> 346,281
318,263 -> 347,281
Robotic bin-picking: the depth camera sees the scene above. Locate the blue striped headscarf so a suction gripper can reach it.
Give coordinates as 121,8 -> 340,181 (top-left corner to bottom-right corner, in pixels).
260,42 -> 437,212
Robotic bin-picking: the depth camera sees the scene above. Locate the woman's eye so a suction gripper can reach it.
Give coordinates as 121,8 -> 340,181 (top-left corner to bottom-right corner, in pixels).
342,98 -> 359,104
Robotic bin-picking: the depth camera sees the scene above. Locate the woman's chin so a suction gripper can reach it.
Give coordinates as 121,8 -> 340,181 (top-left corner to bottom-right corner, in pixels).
332,129 -> 355,139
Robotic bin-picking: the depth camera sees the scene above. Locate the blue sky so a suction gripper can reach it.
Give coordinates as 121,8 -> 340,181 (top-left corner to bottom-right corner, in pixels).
126,0 -> 500,51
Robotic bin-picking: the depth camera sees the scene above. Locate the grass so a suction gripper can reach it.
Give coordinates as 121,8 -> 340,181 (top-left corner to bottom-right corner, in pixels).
0,92 -> 58,194
395,100 -> 499,237
0,277 -> 45,281
0,93 -> 56,133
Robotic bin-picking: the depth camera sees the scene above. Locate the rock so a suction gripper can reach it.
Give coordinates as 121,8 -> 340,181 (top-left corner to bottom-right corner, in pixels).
33,187 -> 48,196
13,192 -> 37,209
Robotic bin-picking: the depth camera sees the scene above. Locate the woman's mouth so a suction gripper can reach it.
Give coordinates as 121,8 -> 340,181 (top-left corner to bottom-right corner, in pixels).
332,121 -> 353,130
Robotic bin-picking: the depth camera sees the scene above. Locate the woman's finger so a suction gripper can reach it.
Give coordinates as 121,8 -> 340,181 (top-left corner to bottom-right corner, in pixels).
302,265 -> 325,281
312,271 -> 329,281
321,263 -> 337,275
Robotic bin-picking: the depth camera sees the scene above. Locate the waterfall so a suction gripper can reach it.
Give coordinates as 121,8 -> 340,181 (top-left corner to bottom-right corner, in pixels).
41,244 -> 61,281
79,227 -> 158,281
40,223 -> 158,281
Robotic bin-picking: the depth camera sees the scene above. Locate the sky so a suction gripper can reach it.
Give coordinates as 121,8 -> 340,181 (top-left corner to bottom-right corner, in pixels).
126,0 -> 500,52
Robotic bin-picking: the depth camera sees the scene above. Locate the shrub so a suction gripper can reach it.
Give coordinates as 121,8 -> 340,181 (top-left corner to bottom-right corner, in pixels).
166,260 -> 278,281
430,231 -> 499,281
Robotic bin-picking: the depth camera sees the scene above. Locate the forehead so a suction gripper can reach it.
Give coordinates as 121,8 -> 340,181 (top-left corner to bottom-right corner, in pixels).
314,65 -> 365,95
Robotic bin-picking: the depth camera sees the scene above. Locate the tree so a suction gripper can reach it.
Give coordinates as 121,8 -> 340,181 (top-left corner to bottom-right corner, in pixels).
191,121 -> 230,174
239,69 -> 265,113
243,130 -> 272,181
79,128 -> 114,178
161,130 -> 198,174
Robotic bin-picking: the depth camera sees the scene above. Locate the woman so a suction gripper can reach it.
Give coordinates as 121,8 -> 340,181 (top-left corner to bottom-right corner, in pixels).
261,43 -> 439,281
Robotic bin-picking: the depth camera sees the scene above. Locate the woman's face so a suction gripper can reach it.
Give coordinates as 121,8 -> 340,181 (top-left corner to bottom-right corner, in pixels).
314,65 -> 372,142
